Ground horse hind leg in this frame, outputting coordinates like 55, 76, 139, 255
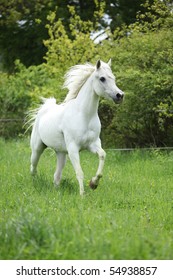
30, 138, 46, 175
54, 152, 66, 186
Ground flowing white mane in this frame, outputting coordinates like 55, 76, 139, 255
63, 63, 95, 102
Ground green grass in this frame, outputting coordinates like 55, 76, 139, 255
0, 138, 173, 260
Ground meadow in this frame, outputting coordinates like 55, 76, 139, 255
0, 138, 173, 260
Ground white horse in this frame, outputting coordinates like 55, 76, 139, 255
29, 59, 124, 195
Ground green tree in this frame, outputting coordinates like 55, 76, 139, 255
105, 0, 154, 30
0, 0, 53, 71
0, 0, 164, 71
44, 3, 105, 72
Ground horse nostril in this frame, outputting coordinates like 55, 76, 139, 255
113, 91, 124, 103
116, 93, 123, 99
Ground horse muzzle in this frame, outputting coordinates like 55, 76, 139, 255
113, 91, 124, 104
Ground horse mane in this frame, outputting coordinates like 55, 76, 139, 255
63, 63, 95, 102
24, 63, 96, 131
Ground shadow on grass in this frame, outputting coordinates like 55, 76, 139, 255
59, 178, 77, 195
31, 173, 54, 193
31, 173, 77, 195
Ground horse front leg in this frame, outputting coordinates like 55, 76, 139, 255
89, 143, 106, 190
68, 146, 84, 196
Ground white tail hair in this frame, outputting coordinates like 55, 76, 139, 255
24, 97, 56, 132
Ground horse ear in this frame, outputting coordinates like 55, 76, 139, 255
108, 58, 112, 67
96, 60, 101, 69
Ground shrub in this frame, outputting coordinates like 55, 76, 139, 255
0, 61, 64, 138
99, 0, 173, 147
101, 29, 173, 147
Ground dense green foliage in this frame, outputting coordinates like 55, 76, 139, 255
0, 62, 64, 138
0, 0, 173, 147
101, 29, 173, 147
0, 0, 150, 70
0, 139, 173, 259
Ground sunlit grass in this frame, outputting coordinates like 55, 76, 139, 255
0, 138, 173, 259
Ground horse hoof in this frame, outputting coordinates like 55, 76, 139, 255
89, 180, 98, 190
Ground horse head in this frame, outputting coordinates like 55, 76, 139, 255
93, 59, 124, 104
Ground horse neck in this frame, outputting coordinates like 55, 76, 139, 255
75, 75, 99, 117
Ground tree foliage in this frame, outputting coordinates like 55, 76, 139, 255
99, 0, 173, 147
0, 0, 155, 71
0, 0, 51, 71
0, 0, 173, 148
44, 3, 106, 73
101, 28, 173, 147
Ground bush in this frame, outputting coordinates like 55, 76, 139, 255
99, 28, 173, 147
98, 0, 173, 147
0, 61, 65, 138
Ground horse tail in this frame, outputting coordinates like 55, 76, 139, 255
24, 97, 56, 133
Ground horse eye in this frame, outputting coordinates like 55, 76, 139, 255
100, 77, 106, 82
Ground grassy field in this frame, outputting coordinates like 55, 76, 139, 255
0, 138, 173, 260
